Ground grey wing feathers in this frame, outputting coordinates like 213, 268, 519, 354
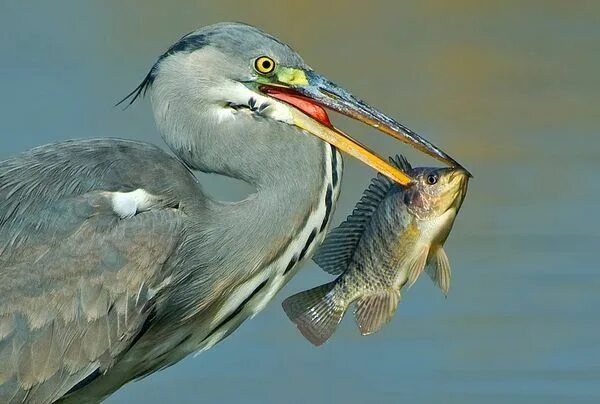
313, 155, 412, 275
0, 139, 198, 227
0, 140, 192, 403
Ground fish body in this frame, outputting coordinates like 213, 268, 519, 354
282, 155, 469, 346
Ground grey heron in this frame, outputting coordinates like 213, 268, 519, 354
0, 22, 464, 403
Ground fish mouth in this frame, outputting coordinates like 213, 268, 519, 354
448, 169, 470, 210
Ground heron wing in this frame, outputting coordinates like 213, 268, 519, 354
0, 140, 195, 403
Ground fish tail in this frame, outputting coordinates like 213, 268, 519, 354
354, 290, 401, 336
282, 282, 345, 346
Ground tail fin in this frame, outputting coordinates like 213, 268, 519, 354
354, 290, 401, 336
282, 282, 345, 346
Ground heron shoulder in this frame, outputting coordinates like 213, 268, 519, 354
0, 138, 204, 226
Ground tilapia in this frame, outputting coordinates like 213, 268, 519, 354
282, 155, 469, 346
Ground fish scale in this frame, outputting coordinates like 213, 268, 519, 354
283, 155, 469, 346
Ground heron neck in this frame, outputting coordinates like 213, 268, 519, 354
152, 94, 341, 299
201, 136, 337, 276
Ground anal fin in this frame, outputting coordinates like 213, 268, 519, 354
426, 247, 452, 295
354, 290, 401, 336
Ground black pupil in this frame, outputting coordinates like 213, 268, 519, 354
261, 60, 271, 70
428, 175, 437, 184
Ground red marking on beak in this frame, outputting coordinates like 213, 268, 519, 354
260, 86, 333, 128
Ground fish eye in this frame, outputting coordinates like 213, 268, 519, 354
426, 174, 438, 185
254, 56, 276, 75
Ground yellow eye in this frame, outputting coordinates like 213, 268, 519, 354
254, 56, 276, 75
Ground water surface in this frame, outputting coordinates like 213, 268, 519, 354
0, 1, 598, 402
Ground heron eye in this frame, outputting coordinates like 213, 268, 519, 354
426, 174, 438, 185
254, 56, 276, 75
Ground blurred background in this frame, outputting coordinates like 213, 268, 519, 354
1, 0, 598, 402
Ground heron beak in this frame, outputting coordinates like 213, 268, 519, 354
261, 86, 412, 185
260, 68, 470, 184
288, 107, 414, 185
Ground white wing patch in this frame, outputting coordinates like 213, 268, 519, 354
110, 189, 158, 219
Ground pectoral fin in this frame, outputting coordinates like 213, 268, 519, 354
426, 247, 452, 295
406, 247, 428, 288
354, 290, 401, 336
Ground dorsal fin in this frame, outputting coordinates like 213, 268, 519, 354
314, 155, 412, 275
388, 154, 413, 175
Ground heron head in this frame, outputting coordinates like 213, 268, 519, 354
121, 22, 468, 185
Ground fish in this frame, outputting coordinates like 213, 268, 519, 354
282, 155, 470, 346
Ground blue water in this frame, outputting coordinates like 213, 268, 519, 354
1, 1, 598, 402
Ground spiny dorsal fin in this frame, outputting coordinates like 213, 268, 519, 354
314, 155, 412, 275
354, 289, 401, 336
426, 247, 452, 295
389, 154, 413, 175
